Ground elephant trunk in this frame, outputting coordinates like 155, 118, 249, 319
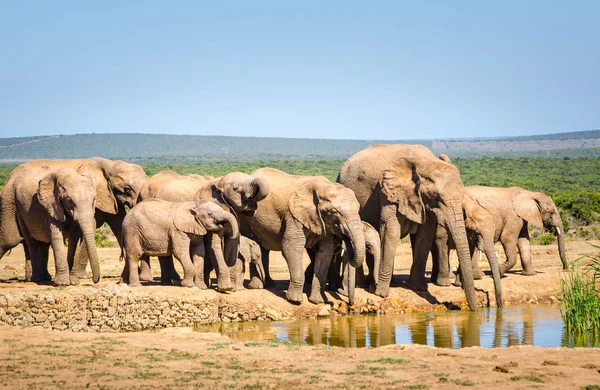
557, 225, 568, 270
483, 238, 503, 307
341, 218, 366, 269
348, 265, 356, 306
445, 200, 478, 311
80, 215, 101, 283
370, 240, 381, 288
222, 212, 240, 267
250, 177, 270, 202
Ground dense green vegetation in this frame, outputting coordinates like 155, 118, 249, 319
560, 247, 600, 342
1, 157, 599, 235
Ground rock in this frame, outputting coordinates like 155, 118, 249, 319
317, 305, 330, 317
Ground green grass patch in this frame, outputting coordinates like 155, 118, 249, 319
362, 357, 410, 364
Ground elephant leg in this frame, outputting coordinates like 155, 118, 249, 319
365, 252, 375, 290
499, 237, 519, 276
407, 219, 436, 291
173, 241, 195, 288
517, 225, 536, 276
22, 243, 33, 282
375, 208, 401, 298
230, 256, 245, 291
304, 250, 316, 292
126, 253, 143, 287
327, 252, 343, 291
281, 232, 307, 304
260, 246, 275, 288
18, 220, 45, 283
206, 233, 233, 292
248, 248, 265, 290
432, 226, 452, 287
159, 256, 182, 285
309, 236, 334, 304
471, 249, 485, 279
49, 221, 70, 286
191, 241, 207, 289
139, 257, 154, 282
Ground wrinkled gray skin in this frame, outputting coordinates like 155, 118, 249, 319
332, 221, 381, 302
137, 170, 270, 291
240, 168, 366, 305
455, 186, 568, 277
120, 199, 239, 288
429, 154, 503, 307
338, 144, 478, 311
0, 157, 146, 283
7, 167, 100, 285
205, 236, 266, 291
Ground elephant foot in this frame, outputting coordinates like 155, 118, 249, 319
181, 278, 194, 288
522, 269, 537, 276
473, 270, 485, 280
233, 284, 245, 292
374, 285, 390, 298
336, 287, 349, 297
160, 277, 175, 286
69, 275, 80, 286
308, 291, 326, 305
406, 278, 428, 292
264, 277, 276, 288
129, 281, 142, 287
43, 271, 53, 281
286, 289, 304, 304
30, 274, 44, 283
139, 270, 153, 282
194, 278, 208, 290
75, 269, 91, 279
216, 279, 234, 292
248, 277, 264, 290
53, 273, 71, 286
366, 282, 377, 294
434, 277, 452, 287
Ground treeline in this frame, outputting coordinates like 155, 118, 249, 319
1, 157, 599, 232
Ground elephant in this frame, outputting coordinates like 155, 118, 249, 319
453, 186, 568, 277
338, 144, 478, 311
0, 157, 147, 283
205, 236, 266, 291
137, 170, 270, 291
429, 155, 503, 307
120, 199, 239, 288
239, 168, 366, 305
330, 221, 381, 299
10, 167, 100, 285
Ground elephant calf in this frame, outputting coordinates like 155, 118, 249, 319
120, 199, 239, 288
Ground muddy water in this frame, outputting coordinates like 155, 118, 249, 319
198, 305, 599, 348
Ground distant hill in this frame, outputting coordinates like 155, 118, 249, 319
0, 130, 599, 162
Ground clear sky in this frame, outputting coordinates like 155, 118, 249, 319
1, 1, 598, 140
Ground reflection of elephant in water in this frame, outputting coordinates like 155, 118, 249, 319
240, 168, 366, 304
338, 144, 477, 310
0, 157, 147, 283
11, 167, 99, 285
137, 170, 269, 291
459, 186, 567, 277
120, 200, 239, 288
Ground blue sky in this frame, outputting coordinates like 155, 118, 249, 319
1, 1, 598, 140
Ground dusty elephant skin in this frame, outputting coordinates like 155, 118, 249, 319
338, 144, 479, 311
0, 157, 148, 284
136, 170, 269, 292
119, 200, 239, 289
240, 168, 366, 305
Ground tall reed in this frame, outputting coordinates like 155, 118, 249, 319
560, 246, 600, 335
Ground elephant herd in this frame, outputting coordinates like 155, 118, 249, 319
0, 144, 568, 311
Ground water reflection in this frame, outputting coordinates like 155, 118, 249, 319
197, 305, 598, 349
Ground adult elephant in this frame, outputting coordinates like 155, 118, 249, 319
461, 186, 567, 276
12, 167, 100, 285
430, 155, 503, 307
338, 144, 478, 311
0, 157, 147, 283
240, 168, 366, 304
137, 170, 270, 291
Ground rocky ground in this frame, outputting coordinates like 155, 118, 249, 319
0, 240, 599, 389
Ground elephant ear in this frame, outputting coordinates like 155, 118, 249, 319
380, 159, 424, 224
173, 205, 208, 236
289, 183, 326, 236
238, 238, 251, 264
512, 193, 543, 228
77, 162, 117, 214
38, 173, 66, 223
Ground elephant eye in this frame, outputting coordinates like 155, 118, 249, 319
124, 185, 132, 194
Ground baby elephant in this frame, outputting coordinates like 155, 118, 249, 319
204, 236, 265, 291
120, 199, 239, 288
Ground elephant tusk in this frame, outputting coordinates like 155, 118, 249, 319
340, 248, 345, 257
556, 227, 561, 235
479, 250, 483, 261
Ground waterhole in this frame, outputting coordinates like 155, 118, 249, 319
197, 304, 598, 348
